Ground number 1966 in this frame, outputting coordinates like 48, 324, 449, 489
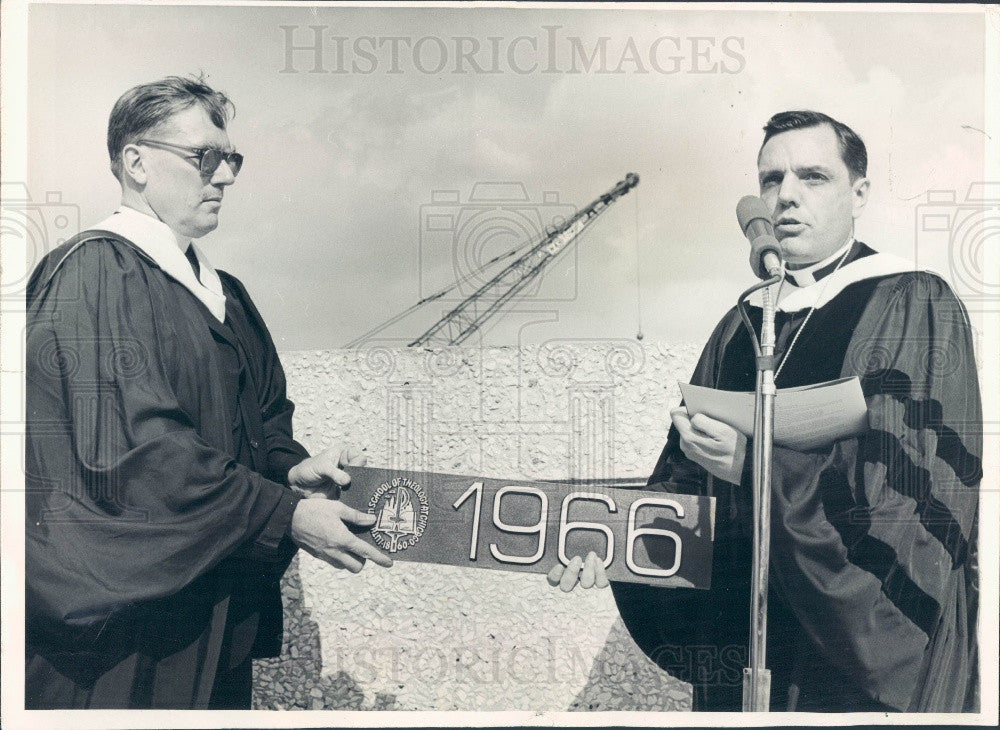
452, 482, 684, 578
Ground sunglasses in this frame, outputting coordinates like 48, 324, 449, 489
136, 139, 244, 177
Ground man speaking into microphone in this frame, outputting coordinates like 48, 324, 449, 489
557, 110, 982, 712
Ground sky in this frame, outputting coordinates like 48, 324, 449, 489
26, 3, 988, 351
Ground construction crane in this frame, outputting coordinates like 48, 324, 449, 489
409, 172, 640, 347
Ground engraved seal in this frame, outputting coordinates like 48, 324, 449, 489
367, 477, 429, 553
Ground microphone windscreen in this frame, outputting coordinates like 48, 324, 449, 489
736, 195, 772, 235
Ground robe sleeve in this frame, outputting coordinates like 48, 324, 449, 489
765, 272, 981, 711
221, 273, 310, 487
646, 308, 747, 495
610, 309, 752, 710
25, 240, 303, 649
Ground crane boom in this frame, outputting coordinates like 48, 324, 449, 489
409, 172, 639, 347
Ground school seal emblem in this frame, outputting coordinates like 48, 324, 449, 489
368, 477, 429, 552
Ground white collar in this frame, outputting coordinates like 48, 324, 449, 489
749, 248, 923, 313
89, 206, 227, 322
783, 236, 855, 288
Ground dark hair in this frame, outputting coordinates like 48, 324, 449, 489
107, 74, 234, 179
760, 110, 867, 181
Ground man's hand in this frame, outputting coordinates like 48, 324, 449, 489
289, 499, 392, 573
287, 445, 367, 499
546, 552, 609, 592
670, 407, 747, 484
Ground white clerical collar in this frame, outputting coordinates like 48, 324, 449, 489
90, 206, 227, 322
749, 245, 923, 313
784, 236, 855, 288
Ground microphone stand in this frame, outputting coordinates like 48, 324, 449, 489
736, 269, 783, 712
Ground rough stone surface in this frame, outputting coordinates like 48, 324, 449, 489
253, 342, 701, 711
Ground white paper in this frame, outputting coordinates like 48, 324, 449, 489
679, 376, 869, 451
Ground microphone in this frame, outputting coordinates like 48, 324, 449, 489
736, 195, 783, 279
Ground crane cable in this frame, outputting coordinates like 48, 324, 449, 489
633, 186, 644, 341
343, 227, 549, 348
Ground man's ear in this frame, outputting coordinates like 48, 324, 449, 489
120, 144, 147, 186
852, 177, 870, 219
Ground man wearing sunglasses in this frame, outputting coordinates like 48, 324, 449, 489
25, 75, 392, 709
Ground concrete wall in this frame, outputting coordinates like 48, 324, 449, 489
253, 341, 703, 711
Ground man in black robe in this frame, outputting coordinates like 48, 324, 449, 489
556, 111, 981, 712
25, 75, 392, 709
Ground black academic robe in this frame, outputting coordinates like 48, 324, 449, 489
25, 231, 308, 708
611, 243, 981, 712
